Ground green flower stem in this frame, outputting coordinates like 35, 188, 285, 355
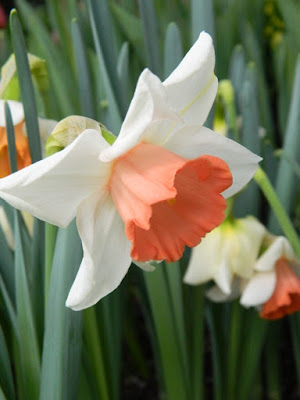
254, 166, 300, 259
44, 223, 58, 312
218, 80, 240, 142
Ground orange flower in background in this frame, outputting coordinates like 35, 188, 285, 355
241, 236, 300, 320
260, 257, 300, 320
0, 100, 31, 177
0, 122, 31, 178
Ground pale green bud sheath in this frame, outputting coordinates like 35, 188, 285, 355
0, 53, 48, 100
45, 115, 116, 157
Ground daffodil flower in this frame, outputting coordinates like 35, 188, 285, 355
184, 217, 266, 296
0, 32, 260, 310
0, 99, 56, 177
241, 236, 300, 320
0, 99, 31, 177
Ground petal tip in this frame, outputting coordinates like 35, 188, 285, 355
65, 295, 81, 311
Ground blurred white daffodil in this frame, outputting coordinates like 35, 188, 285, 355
185, 214, 300, 320
0, 32, 260, 310
184, 216, 266, 296
241, 235, 300, 320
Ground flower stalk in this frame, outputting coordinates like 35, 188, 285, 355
254, 166, 300, 259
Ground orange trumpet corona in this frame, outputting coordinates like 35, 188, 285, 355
260, 258, 300, 320
109, 143, 232, 262
0, 122, 31, 178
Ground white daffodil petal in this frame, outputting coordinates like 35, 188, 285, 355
100, 69, 180, 162
0, 129, 111, 228
184, 229, 222, 285
133, 260, 156, 272
163, 125, 261, 197
240, 271, 276, 307
0, 99, 24, 126
163, 31, 218, 126
206, 283, 240, 302
214, 259, 233, 294
66, 191, 132, 311
228, 218, 266, 279
255, 236, 295, 272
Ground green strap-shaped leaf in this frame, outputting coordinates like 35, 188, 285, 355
0, 324, 15, 400
72, 19, 96, 119
289, 314, 300, 389
234, 64, 260, 217
277, 0, 300, 50
269, 55, 300, 233
39, 221, 82, 400
273, 35, 297, 135
264, 326, 281, 400
6, 104, 40, 399
243, 23, 274, 141
4, 102, 17, 173
9, 9, 42, 163
235, 310, 268, 399
88, 0, 126, 116
45, 0, 73, 63
144, 266, 189, 400
164, 23, 183, 79
191, 0, 215, 42
0, 104, 16, 302
0, 386, 8, 400
0, 275, 18, 337
188, 286, 205, 400
229, 45, 246, 110
138, 0, 162, 77
87, 0, 122, 133
95, 289, 125, 399
117, 42, 130, 107
110, 2, 145, 64
15, 0, 77, 117
225, 302, 244, 399
15, 210, 41, 400
164, 263, 190, 397
83, 308, 110, 400
276, 150, 300, 179
6, 99, 44, 342
0, 223, 14, 302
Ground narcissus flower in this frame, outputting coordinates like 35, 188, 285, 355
0, 99, 31, 178
184, 217, 266, 296
0, 99, 57, 176
0, 32, 260, 310
241, 236, 300, 320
